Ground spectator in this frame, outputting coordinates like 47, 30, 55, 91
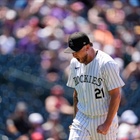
6, 101, 31, 139
122, 50, 140, 81
42, 112, 67, 140
16, 134, 30, 140
93, 21, 114, 46
44, 84, 73, 139
30, 132, 44, 140
117, 110, 139, 140
45, 84, 73, 116
28, 112, 45, 139
0, 27, 16, 55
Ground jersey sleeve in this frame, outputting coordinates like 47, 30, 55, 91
103, 61, 125, 91
66, 59, 75, 88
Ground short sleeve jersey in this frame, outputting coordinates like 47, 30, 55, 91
66, 50, 125, 116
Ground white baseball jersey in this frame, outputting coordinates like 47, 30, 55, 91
67, 50, 125, 117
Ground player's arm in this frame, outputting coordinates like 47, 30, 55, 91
97, 87, 121, 135
105, 87, 121, 125
73, 89, 78, 118
69, 90, 78, 130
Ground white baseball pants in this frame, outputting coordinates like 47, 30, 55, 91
68, 111, 118, 140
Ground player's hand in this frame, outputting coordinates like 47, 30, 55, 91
69, 125, 72, 130
97, 123, 110, 135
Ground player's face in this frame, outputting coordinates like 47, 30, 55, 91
72, 46, 88, 64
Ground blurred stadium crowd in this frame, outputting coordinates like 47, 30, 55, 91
0, 0, 140, 139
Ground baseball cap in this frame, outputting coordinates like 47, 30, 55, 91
64, 32, 92, 53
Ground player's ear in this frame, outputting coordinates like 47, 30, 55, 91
85, 45, 90, 51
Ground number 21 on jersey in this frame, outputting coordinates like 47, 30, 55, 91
95, 88, 105, 99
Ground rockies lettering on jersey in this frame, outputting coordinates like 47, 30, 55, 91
73, 75, 102, 86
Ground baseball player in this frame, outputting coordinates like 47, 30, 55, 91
64, 32, 125, 140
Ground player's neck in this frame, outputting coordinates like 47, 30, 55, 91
87, 48, 97, 64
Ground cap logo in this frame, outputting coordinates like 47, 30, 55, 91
69, 40, 74, 47
83, 42, 86, 45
